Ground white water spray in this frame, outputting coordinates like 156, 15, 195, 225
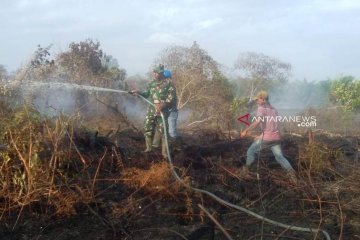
0, 80, 333, 239
3, 81, 129, 95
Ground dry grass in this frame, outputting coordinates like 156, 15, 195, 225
121, 161, 186, 197
298, 142, 340, 173
0, 106, 101, 225
0, 104, 360, 239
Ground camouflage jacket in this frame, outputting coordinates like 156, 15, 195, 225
140, 78, 176, 110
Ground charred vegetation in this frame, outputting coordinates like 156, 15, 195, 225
0, 104, 359, 239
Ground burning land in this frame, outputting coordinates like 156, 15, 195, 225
0, 88, 359, 240
1, 41, 360, 240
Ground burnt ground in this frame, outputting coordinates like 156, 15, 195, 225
0, 126, 360, 240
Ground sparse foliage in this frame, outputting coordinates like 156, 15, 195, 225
100, 54, 127, 89
54, 39, 127, 113
56, 39, 126, 87
234, 52, 291, 99
57, 39, 103, 84
156, 42, 233, 128
330, 75, 360, 112
30, 44, 54, 69
1, 35, 360, 239
13, 44, 55, 82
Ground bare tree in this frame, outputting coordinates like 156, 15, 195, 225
11, 44, 56, 83
57, 39, 103, 85
234, 52, 291, 100
56, 39, 126, 113
156, 42, 233, 128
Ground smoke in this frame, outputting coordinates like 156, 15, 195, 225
235, 79, 331, 122
269, 79, 330, 110
261, 79, 360, 134
33, 85, 75, 117
1, 80, 148, 129
115, 93, 147, 126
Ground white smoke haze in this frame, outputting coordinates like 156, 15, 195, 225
3, 78, 193, 133
269, 79, 330, 110
240, 79, 360, 135
33, 85, 76, 116
115, 93, 147, 127
2, 77, 359, 135
237, 79, 330, 115
1, 80, 149, 130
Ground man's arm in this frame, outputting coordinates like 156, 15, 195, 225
158, 80, 176, 111
129, 82, 152, 98
240, 120, 260, 138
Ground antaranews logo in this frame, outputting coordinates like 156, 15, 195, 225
237, 113, 251, 126
237, 113, 317, 127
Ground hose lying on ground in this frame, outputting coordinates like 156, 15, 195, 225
136, 95, 331, 240
41, 84, 331, 240
5, 80, 332, 239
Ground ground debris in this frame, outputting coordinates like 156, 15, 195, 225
1, 124, 359, 239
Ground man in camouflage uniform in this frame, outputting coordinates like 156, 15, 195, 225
152, 69, 179, 148
130, 64, 176, 158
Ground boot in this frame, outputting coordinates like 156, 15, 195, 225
144, 136, 153, 153
152, 130, 161, 148
161, 135, 168, 159
237, 166, 256, 179
238, 166, 250, 178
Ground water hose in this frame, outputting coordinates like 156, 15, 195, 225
135, 94, 331, 240
10, 82, 331, 239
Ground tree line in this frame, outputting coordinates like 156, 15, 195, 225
0, 38, 359, 130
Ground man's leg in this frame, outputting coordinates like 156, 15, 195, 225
238, 139, 262, 177
246, 139, 262, 167
161, 134, 168, 159
270, 144, 294, 171
156, 115, 169, 159
143, 113, 156, 152
168, 111, 178, 139
270, 144, 297, 183
152, 129, 161, 148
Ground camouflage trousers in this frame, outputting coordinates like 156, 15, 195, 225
143, 107, 169, 137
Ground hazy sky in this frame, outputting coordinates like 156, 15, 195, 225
1, 0, 359, 81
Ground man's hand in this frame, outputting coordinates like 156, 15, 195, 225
155, 103, 162, 114
128, 90, 138, 96
240, 130, 247, 138
240, 121, 259, 138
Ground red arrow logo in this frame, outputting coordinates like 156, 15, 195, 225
237, 113, 250, 126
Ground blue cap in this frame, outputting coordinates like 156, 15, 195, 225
163, 69, 172, 78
